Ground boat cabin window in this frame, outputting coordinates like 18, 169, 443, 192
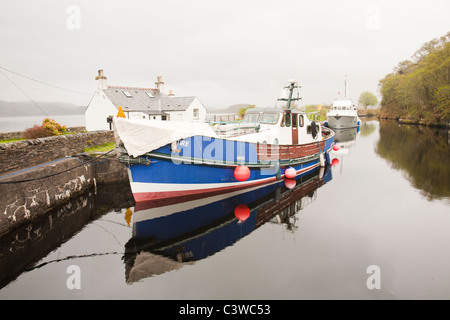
299, 115, 304, 127
259, 113, 279, 124
242, 113, 259, 123
292, 113, 297, 128
284, 113, 291, 127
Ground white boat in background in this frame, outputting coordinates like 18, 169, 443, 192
326, 76, 361, 129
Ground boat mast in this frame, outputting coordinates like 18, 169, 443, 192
344, 75, 347, 98
278, 80, 302, 110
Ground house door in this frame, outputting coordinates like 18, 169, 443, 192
291, 113, 298, 144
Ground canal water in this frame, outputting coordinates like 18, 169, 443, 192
0, 119, 449, 300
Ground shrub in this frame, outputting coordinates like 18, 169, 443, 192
42, 118, 66, 135
23, 125, 52, 139
23, 118, 67, 139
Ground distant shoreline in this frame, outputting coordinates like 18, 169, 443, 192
379, 117, 450, 129
0, 100, 85, 117
0, 113, 84, 118
0, 114, 86, 134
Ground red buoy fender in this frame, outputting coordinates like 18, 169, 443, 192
234, 165, 250, 181
331, 158, 339, 166
235, 204, 250, 221
285, 167, 296, 179
285, 178, 296, 189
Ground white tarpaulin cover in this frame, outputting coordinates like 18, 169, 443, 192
113, 117, 217, 157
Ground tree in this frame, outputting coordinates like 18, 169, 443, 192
378, 32, 450, 125
238, 104, 255, 119
358, 91, 379, 109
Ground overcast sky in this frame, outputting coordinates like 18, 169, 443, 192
0, 0, 449, 110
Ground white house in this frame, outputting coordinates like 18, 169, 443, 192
85, 70, 208, 131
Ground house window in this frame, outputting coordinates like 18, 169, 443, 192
146, 92, 154, 98
193, 108, 199, 119
123, 91, 132, 98
161, 115, 167, 121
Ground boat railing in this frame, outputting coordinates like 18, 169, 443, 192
211, 120, 270, 137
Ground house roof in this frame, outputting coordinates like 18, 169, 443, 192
102, 86, 197, 114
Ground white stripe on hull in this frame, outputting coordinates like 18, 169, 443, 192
130, 176, 274, 194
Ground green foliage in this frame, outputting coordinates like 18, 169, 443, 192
42, 118, 67, 135
304, 104, 329, 121
0, 138, 25, 143
83, 142, 116, 154
378, 32, 450, 125
238, 105, 255, 119
358, 91, 378, 108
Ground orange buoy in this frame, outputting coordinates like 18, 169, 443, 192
234, 165, 250, 181
235, 204, 250, 221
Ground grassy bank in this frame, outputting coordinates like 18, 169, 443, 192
0, 138, 25, 144
83, 142, 116, 154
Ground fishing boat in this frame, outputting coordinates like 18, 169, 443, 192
326, 76, 361, 129
113, 80, 335, 208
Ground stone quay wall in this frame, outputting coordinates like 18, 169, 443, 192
0, 131, 129, 238
0, 130, 114, 175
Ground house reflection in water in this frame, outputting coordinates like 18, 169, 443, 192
123, 165, 333, 284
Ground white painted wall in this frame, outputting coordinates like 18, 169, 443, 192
184, 98, 207, 122
86, 86, 208, 129
127, 111, 149, 120
85, 90, 117, 131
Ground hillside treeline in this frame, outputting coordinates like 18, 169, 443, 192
379, 32, 450, 126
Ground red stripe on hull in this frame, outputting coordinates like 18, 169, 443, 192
133, 163, 320, 211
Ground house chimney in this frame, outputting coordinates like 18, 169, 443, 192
95, 69, 107, 90
155, 76, 165, 93
168, 90, 174, 96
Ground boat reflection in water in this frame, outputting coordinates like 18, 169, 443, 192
123, 165, 333, 284
329, 126, 359, 168
333, 127, 358, 145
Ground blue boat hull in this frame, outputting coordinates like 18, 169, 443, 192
120, 134, 334, 209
